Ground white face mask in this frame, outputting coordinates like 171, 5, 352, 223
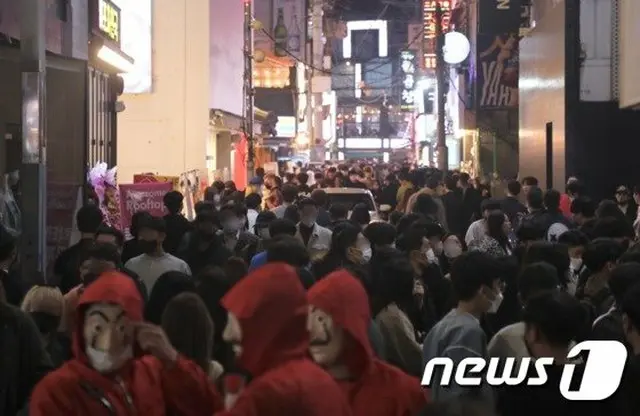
425, 248, 437, 264
360, 247, 372, 263
570, 257, 583, 271
488, 291, 504, 314
213, 195, 221, 205
432, 241, 444, 255
444, 243, 463, 258
86, 345, 133, 373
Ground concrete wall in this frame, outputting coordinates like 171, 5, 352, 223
518, 1, 566, 189
117, 0, 210, 182
619, 0, 640, 108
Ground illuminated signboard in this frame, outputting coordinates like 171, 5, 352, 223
423, 0, 452, 70
99, 0, 121, 45
400, 51, 417, 111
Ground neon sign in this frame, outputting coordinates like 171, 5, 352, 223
99, 0, 121, 45
423, 0, 452, 69
400, 51, 417, 111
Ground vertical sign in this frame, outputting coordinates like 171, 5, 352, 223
272, 0, 306, 60
478, 0, 522, 34
423, 0, 452, 70
400, 51, 417, 111
477, 33, 519, 108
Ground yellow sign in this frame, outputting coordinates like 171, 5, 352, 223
99, 0, 120, 44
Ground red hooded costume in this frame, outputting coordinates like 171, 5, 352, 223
29, 271, 222, 415
216, 263, 351, 416
307, 270, 426, 416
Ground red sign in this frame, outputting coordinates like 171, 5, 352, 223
423, 0, 452, 69
118, 182, 172, 233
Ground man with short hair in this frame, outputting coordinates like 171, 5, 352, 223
125, 216, 191, 294
272, 183, 299, 219
163, 190, 191, 256
502, 179, 527, 226
296, 198, 332, 260
422, 251, 502, 405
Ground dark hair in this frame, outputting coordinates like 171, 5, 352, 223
350, 203, 371, 226
522, 290, 585, 347
480, 198, 502, 213
266, 235, 310, 268
283, 205, 301, 223
518, 262, 559, 303
329, 203, 349, 221
396, 213, 425, 236
389, 211, 404, 227
79, 242, 121, 266
582, 238, 625, 273
328, 222, 361, 257
145, 271, 195, 324
297, 197, 317, 209
516, 220, 545, 242
426, 175, 441, 190
543, 189, 561, 212
95, 225, 125, 247
396, 226, 426, 253
526, 187, 544, 210
245, 193, 262, 210
163, 191, 184, 214
224, 257, 248, 282
592, 217, 635, 240
609, 263, 640, 305
619, 250, 640, 265
139, 215, 166, 234
596, 200, 626, 220
557, 229, 589, 247
268, 218, 297, 237
486, 210, 508, 247
161, 292, 213, 374
507, 180, 522, 196
281, 184, 299, 203
522, 241, 570, 288
450, 251, 501, 301
363, 222, 396, 247
566, 181, 584, 196
414, 194, 439, 217
297, 172, 309, 185
570, 196, 596, 218
444, 176, 457, 191
370, 251, 414, 315
76, 205, 104, 234
129, 211, 153, 238
521, 176, 539, 187
459, 172, 471, 185
310, 189, 328, 207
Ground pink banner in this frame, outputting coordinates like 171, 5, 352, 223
118, 182, 172, 232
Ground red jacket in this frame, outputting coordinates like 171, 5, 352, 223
29, 271, 222, 415
217, 263, 351, 416
560, 193, 572, 218
308, 270, 426, 416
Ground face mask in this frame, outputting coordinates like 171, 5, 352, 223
259, 228, 270, 239
139, 240, 157, 254
213, 195, 221, 205
433, 241, 444, 256
86, 345, 133, 373
570, 257, 583, 271
444, 243, 462, 258
360, 247, 372, 263
223, 220, 241, 233
424, 248, 437, 264
488, 291, 504, 314
301, 216, 316, 227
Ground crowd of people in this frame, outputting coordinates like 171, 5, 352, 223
1, 162, 640, 415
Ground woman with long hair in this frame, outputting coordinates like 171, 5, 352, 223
471, 210, 512, 257
144, 271, 195, 324
311, 222, 372, 280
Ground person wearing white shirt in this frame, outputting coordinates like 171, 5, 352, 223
465, 199, 502, 247
245, 193, 262, 234
295, 198, 332, 261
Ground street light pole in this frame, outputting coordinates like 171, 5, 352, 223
243, 0, 255, 180
20, 0, 47, 280
435, 1, 448, 172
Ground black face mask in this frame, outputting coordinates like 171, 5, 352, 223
30, 312, 61, 335
139, 240, 157, 254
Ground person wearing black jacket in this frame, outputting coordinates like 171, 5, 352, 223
162, 191, 192, 256
501, 179, 527, 227
178, 210, 233, 275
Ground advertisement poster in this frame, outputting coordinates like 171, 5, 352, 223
119, 182, 172, 234
272, 0, 306, 59
476, 33, 519, 108
46, 183, 81, 277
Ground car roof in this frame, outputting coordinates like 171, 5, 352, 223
322, 187, 372, 195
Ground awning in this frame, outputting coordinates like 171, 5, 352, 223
254, 88, 295, 117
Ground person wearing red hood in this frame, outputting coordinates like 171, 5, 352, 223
307, 269, 426, 416
217, 263, 351, 416
29, 271, 222, 415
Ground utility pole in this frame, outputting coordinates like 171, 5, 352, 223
243, 0, 255, 181
20, 0, 47, 280
305, 0, 314, 156
435, 2, 448, 172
